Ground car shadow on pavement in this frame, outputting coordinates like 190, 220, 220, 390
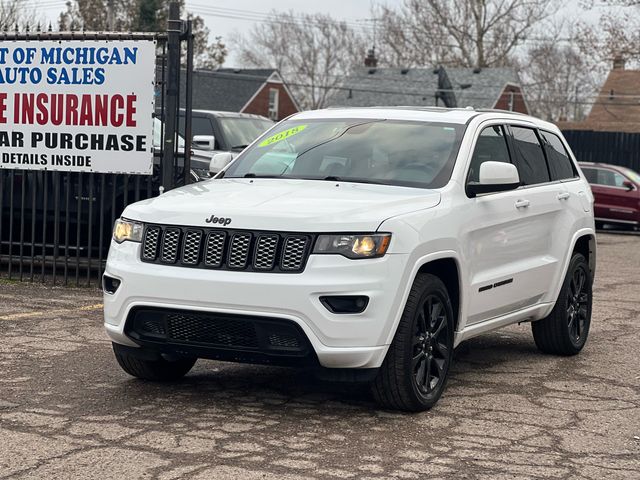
106, 329, 541, 412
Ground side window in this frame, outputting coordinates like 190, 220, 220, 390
582, 167, 598, 184
597, 169, 627, 187
191, 117, 220, 149
509, 126, 550, 185
467, 125, 511, 183
540, 131, 577, 180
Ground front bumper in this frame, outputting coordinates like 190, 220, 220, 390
104, 240, 409, 369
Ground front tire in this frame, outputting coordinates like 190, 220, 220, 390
531, 253, 592, 355
113, 343, 196, 381
372, 273, 455, 411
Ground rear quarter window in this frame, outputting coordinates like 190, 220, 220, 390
541, 131, 577, 181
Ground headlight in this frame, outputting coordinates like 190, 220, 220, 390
113, 218, 144, 243
313, 233, 391, 259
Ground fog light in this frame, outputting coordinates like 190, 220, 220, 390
320, 295, 369, 314
103, 275, 121, 295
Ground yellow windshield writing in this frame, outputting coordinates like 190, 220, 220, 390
259, 125, 307, 147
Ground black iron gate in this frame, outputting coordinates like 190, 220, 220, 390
0, 8, 194, 287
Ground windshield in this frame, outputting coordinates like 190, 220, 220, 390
152, 117, 185, 149
220, 117, 274, 149
223, 119, 465, 188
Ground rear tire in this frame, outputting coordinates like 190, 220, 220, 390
531, 253, 592, 355
113, 343, 196, 381
372, 273, 455, 411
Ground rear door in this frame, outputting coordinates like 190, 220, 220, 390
501, 125, 570, 309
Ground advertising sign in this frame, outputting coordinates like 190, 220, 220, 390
0, 40, 156, 174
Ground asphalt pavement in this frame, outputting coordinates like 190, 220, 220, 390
0, 233, 639, 479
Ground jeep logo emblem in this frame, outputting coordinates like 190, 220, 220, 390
205, 215, 232, 226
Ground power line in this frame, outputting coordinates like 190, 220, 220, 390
187, 4, 578, 46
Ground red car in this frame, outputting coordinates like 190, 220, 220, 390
579, 162, 640, 230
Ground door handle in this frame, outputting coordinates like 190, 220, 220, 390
515, 199, 530, 209
557, 192, 570, 200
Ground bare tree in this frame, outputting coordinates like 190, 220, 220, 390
234, 11, 367, 110
0, 0, 39, 30
519, 25, 600, 122
576, 10, 640, 67
377, 0, 555, 68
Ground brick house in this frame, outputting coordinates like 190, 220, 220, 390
181, 68, 300, 121
558, 58, 640, 133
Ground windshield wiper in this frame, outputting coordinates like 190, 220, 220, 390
322, 175, 342, 181
232, 144, 249, 150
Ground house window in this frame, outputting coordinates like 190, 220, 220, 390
268, 88, 279, 120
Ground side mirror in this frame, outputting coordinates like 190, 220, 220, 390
193, 135, 215, 151
209, 152, 233, 174
623, 180, 635, 191
467, 161, 520, 197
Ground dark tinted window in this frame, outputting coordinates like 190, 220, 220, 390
510, 127, 550, 185
178, 116, 219, 149
582, 167, 597, 184
468, 125, 511, 183
541, 131, 576, 180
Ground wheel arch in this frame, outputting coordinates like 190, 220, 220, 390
573, 233, 596, 281
550, 228, 596, 305
417, 258, 461, 332
383, 250, 464, 348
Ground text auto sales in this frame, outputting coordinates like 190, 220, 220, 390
0, 92, 146, 167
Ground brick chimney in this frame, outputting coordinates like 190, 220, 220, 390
613, 55, 626, 70
364, 48, 378, 68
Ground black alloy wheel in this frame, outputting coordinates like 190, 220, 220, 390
413, 295, 450, 396
532, 253, 592, 355
372, 273, 455, 411
567, 264, 589, 345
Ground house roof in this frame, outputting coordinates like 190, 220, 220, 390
327, 66, 522, 109
445, 67, 521, 109
585, 69, 640, 128
327, 67, 441, 108
180, 68, 277, 112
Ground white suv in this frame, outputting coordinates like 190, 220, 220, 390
104, 108, 596, 411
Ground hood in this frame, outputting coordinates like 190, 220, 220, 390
123, 178, 441, 231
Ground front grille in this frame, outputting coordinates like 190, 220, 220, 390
166, 312, 259, 348
126, 308, 312, 358
141, 225, 313, 273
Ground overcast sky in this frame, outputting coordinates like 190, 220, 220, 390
36, 0, 602, 67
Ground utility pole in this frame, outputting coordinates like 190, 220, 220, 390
107, 0, 114, 31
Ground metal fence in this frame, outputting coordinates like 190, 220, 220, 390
562, 130, 640, 173
0, 16, 194, 286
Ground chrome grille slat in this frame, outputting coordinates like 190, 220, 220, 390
228, 233, 252, 269
204, 231, 226, 267
142, 226, 160, 260
254, 235, 278, 270
281, 236, 309, 271
142, 226, 310, 273
182, 230, 203, 265
160, 228, 181, 263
